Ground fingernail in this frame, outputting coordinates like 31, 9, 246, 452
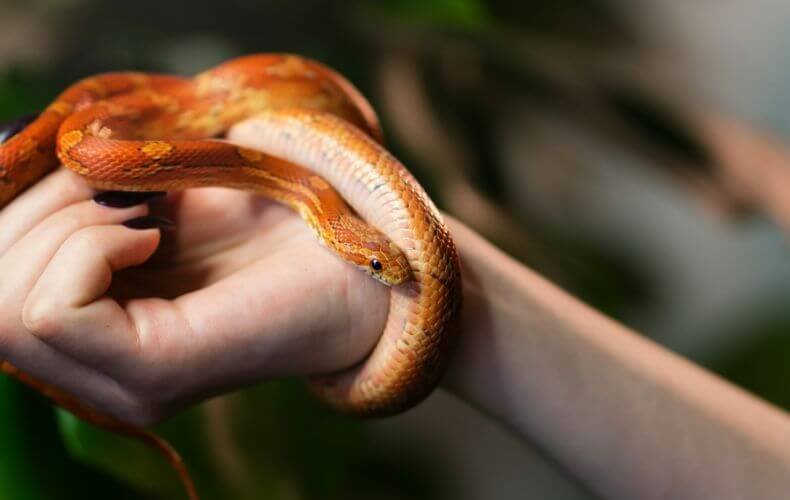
122, 215, 176, 231
94, 191, 167, 208
0, 114, 39, 144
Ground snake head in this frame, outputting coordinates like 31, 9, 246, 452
361, 242, 412, 286
329, 214, 412, 287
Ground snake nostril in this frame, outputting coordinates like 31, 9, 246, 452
0, 114, 39, 145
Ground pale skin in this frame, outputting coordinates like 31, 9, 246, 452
0, 127, 788, 500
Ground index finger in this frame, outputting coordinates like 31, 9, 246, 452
0, 168, 95, 253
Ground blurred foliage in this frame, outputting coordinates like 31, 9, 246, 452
0, 71, 58, 122
0, 0, 789, 499
375, 0, 491, 29
0, 377, 138, 499
716, 318, 790, 410
55, 380, 443, 499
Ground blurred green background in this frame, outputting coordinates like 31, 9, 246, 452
1, 0, 789, 499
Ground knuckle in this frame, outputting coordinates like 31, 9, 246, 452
129, 324, 173, 383
51, 209, 85, 232
21, 297, 64, 341
65, 226, 104, 254
118, 329, 186, 405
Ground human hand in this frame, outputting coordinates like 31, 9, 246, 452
0, 150, 390, 425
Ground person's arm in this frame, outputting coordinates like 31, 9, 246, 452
442, 219, 790, 500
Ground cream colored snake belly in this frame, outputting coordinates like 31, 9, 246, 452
229, 110, 462, 414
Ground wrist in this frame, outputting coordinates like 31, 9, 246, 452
438, 217, 523, 414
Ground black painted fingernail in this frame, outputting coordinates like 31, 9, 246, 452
94, 191, 167, 208
0, 114, 39, 144
122, 215, 176, 231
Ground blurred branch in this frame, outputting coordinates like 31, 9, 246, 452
376, 51, 654, 319
377, 51, 555, 271
363, 12, 771, 226
695, 114, 790, 234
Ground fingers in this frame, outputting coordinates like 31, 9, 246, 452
1, 219, 171, 425
0, 199, 150, 303
0, 168, 165, 255
22, 222, 163, 370
0, 178, 173, 424
17, 218, 185, 407
0, 169, 95, 253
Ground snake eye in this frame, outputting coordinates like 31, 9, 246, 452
370, 258, 383, 271
0, 114, 39, 145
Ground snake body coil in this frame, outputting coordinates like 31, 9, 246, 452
0, 54, 462, 497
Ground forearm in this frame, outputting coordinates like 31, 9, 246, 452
442, 219, 790, 500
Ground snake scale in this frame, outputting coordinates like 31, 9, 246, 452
0, 54, 462, 499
